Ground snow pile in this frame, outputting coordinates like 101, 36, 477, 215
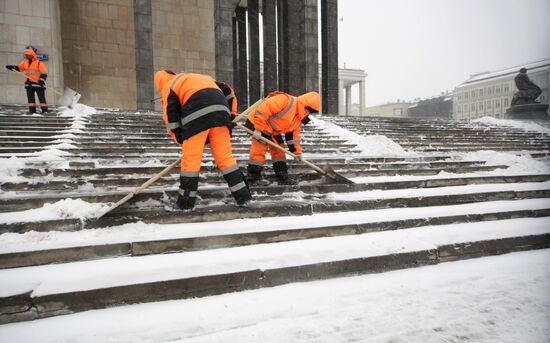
0, 199, 109, 224
58, 104, 97, 132
312, 116, 414, 157
459, 150, 550, 174
472, 116, 550, 135
0, 151, 70, 185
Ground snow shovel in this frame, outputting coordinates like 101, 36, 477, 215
93, 98, 264, 220
236, 123, 355, 185
9, 70, 81, 108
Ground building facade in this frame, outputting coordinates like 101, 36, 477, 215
408, 95, 453, 119
453, 59, 550, 119
361, 101, 411, 118
1, 0, 340, 112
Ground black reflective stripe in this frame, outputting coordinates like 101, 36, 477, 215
180, 171, 199, 177
230, 181, 246, 192
221, 164, 239, 175
181, 105, 230, 126
166, 122, 182, 130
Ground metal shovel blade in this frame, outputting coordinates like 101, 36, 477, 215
57, 87, 81, 108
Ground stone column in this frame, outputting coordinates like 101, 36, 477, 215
345, 85, 352, 115
248, 0, 261, 103
321, 0, 339, 114
134, 0, 154, 110
236, 6, 248, 110
359, 79, 366, 116
286, 0, 318, 95
232, 16, 238, 90
277, 0, 289, 93
338, 79, 344, 115
262, 0, 278, 95
215, 0, 239, 85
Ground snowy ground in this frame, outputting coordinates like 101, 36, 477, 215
0, 249, 548, 343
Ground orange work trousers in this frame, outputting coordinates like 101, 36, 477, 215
249, 136, 287, 165
181, 126, 237, 172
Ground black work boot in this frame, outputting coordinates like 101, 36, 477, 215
273, 160, 297, 185
176, 173, 199, 210
246, 164, 263, 183
28, 106, 36, 114
41, 106, 49, 114
223, 168, 252, 206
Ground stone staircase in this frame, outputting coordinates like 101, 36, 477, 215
1, 105, 549, 324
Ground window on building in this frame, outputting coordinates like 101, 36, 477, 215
458, 105, 462, 113
464, 92, 469, 100
495, 99, 500, 108
471, 90, 476, 98
496, 87, 501, 94
458, 94, 462, 101
503, 84, 509, 93
471, 104, 476, 112
503, 98, 509, 107
487, 87, 493, 96
479, 102, 484, 111
393, 108, 402, 115
487, 100, 492, 109
479, 88, 484, 97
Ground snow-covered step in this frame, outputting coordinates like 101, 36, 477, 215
1, 217, 549, 324
1, 199, 549, 269
2, 182, 550, 234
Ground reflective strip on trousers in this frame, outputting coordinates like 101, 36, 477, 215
273, 157, 286, 162
181, 105, 230, 126
166, 121, 182, 130
180, 171, 199, 177
221, 164, 239, 175
230, 181, 246, 192
179, 189, 197, 197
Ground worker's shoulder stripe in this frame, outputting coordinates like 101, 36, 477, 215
169, 73, 186, 90
272, 95, 295, 119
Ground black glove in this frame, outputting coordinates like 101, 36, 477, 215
176, 134, 184, 145
38, 79, 45, 87
5, 65, 16, 71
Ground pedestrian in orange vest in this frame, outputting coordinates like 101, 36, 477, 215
5, 47, 49, 114
244, 91, 320, 184
154, 70, 252, 210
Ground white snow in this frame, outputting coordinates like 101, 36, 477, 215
457, 150, 550, 174
0, 198, 109, 224
0, 151, 69, 185
472, 116, 550, 135
312, 116, 415, 157
0, 198, 548, 254
0, 216, 549, 298
58, 104, 97, 119
0, 249, 548, 343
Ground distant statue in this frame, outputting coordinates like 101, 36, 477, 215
511, 68, 542, 105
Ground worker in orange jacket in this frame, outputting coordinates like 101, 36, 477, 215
154, 70, 252, 210
245, 91, 320, 184
5, 47, 49, 114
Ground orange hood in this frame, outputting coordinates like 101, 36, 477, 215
154, 70, 177, 93
23, 48, 37, 61
297, 91, 320, 118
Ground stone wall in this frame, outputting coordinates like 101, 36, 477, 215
59, 0, 137, 109
0, 0, 63, 105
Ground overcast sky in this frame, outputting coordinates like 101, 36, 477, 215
337, 0, 550, 107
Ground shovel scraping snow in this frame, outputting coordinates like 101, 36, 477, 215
9, 70, 81, 108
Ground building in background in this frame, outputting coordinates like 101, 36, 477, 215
1, 0, 340, 112
408, 94, 453, 119
359, 101, 411, 118
337, 67, 367, 116
453, 58, 550, 119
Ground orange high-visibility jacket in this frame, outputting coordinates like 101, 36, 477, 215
17, 49, 47, 83
247, 90, 320, 153
154, 70, 232, 143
